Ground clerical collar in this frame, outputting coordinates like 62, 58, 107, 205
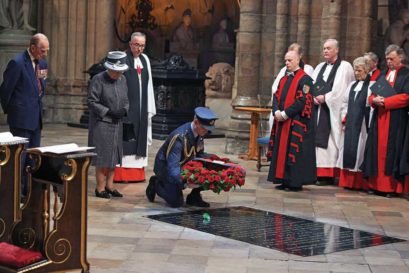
386, 69, 396, 83
326, 58, 338, 65
134, 56, 144, 69
353, 81, 364, 91
286, 68, 300, 77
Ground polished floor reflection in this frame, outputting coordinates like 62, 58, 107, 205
148, 206, 405, 256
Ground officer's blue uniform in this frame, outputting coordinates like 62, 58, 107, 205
147, 107, 217, 207
153, 122, 205, 206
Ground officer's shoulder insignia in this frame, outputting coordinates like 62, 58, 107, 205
302, 85, 310, 94
166, 134, 181, 159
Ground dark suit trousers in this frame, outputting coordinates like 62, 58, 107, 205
9, 126, 41, 196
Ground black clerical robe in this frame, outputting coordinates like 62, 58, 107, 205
267, 69, 316, 187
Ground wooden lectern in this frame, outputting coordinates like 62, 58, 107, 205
1, 148, 95, 273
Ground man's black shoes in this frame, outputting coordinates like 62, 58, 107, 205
146, 176, 157, 202
275, 184, 302, 192
315, 177, 335, 186
275, 184, 287, 191
186, 192, 210, 207
186, 188, 210, 207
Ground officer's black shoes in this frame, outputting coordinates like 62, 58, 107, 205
146, 176, 157, 202
186, 192, 210, 207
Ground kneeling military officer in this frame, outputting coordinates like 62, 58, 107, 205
146, 107, 218, 207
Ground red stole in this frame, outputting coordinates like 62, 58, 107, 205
274, 70, 306, 179
370, 68, 381, 81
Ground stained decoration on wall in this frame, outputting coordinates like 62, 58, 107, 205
133, 0, 158, 29
115, 0, 158, 43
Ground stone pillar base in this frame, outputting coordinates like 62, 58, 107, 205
205, 97, 232, 130
43, 80, 88, 124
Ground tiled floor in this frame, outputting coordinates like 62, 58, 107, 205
6, 124, 409, 273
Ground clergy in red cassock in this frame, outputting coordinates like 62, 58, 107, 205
267, 51, 316, 191
337, 57, 372, 190
361, 44, 409, 197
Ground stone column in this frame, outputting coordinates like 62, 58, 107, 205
259, 1, 276, 100
344, 1, 376, 61
257, 1, 281, 137
297, 0, 311, 62
40, 0, 116, 123
231, 0, 262, 107
308, 0, 324, 66
225, 0, 262, 154
320, 0, 342, 43
273, 0, 289, 78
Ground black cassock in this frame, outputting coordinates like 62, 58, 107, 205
122, 51, 150, 157
267, 69, 316, 187
342, 77, 370, 170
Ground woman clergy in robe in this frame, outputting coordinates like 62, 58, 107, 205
88, 51, 130, 199
336, 57, 372, 190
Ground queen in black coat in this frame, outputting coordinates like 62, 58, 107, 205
87, 51, 129, 199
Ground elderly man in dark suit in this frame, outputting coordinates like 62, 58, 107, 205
0, 33, 49, 195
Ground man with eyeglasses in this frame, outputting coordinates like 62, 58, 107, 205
0, 33, 50, 197
113, 32, 156, 184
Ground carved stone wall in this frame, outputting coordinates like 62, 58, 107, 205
225, 0, 378, 154
39, 0, 116, 123
0, 0, 382, 133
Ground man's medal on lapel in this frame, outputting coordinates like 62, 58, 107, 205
37, 68, 48, 80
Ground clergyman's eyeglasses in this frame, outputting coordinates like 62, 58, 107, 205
131, 43, 145, 49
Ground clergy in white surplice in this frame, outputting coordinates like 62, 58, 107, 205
114, 32, 156, 183
311, 39, 355, 185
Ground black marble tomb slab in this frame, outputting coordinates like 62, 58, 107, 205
147, 206, 405, 256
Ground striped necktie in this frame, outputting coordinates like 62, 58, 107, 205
34, 60, 42, 95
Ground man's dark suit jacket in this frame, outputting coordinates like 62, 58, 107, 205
0, 50, 47, 131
